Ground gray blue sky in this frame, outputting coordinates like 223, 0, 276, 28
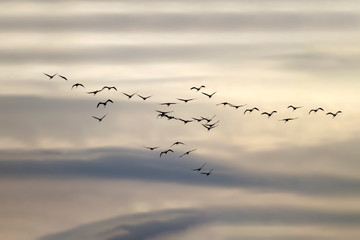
1, 0, 360, 239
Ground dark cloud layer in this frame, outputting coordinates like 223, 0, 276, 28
1, 12, 359, 33
39, 207, 360, 240
1, 146, 360, 197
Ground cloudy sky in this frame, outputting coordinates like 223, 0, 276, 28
1, 0, 360, 239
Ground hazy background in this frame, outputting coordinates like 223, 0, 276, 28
1, 0, 360, 239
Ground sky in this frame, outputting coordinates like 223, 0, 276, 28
1, 0, 360, 239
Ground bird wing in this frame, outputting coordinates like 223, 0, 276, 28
244, 109, 250, 114
92, 116, 100, 120
59, 75, 67, 80
201, 92, 210, 97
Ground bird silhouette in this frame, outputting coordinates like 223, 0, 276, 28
309, 107, 324, 114
156, 110, 174, 115
201, 169, 213, 176
192, 117, 203, 122
261, 111, 277, 118
192, 163, 206, 171
44, 73, 57, 80
92, 114, 107, 122
203, 120, 219, 128
71, 83, 85, 89
123, 92, 138, 99
144, 146, 159, 151
101, 86, 117, 91
279, 117, 298, 123
229, 104, 246, 109
97, 99, 113, 108
87, 89, 103, 96
202, 123, 218, 131
288, 105, 302, 111
216, 102, 230, 107
201, 91, 216, 98
160, 149, 174, 157
58, 74, 67, 81
171, 141, 185, 147
160, 102, 177, 107
200, 115, 216, 123
137, 94, 152, 100
244, 107, 259, 114
177, 98, 196, 103
177, 118, 193, 124
190, 85, 205, 91
179, 149, 197, 157
326, 111, 342, 118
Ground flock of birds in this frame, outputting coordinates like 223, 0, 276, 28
44, 72, 343, 176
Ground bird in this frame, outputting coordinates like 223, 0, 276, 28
190, 85, 205, 91
216, 102, 230, 107
288, 105, 303, 111
87, 89, 103, 96
164, 114, 176, 120
261, 111, 277, 118
156, 110, 174, 115
192, 163, 206, 172
200, 115, 216, 123
137, 94, 152, 100
123, 92, 138, 99
177, 118, 193, 124
92, 114, 107, 122
201, 91, 216, 98
229, 104, 246, 109
44, 73, 57, 80
279, 117, 298, 123
144, 146, 159, 151
101, 86, 117, 91
202, 123, 218, 131
179, 149, 197, 157
58, 74, 68, 81
244, 107, 259, 114
160, 102, 177, 107
160, 149, 174, 157
96, 99, 113, 108
177, 98, 196, 103
171, 141, 185, 147
203, 120, 219, 128
192, 117, 203, 122
309, 107, 324, 114
326, 111, 342, 118
71, 83, 85, 89
201, 169, 213, 176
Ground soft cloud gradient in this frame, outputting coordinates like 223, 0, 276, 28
1, 0, 360, 239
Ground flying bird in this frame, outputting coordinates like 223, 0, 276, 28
177, 98, 196, 103
201, 169, 213, 176
203, 120, 219, 128
96, 99, 113, 108
144, 146, 159, 151
192, 163, 206, 172
201, 91, 216, 98
71, 83, 85, 89
279, 117, 298, 123
326, 111, 342, 118
123, 92, 138, 99
171, 141, 185, 147
244, 107, 259, 114
87, 89, 103, 96
309, 107, 324, 114
160, 102, 177, 107
229, 104, 246, 109
192, 117, 203, 122
216, 102, 230, 107
58, 74, 68, 81
179, 149, 197, 157
261, 111, 277, 118
190, 85, 205, 91
44, 73, 57, 80
160, 149, 174, 157
177, 118, 193, 124
202, 123, 218, 131
92, 114, 107, 122
200, 115, 216, 123
137, 94, 152, 101
288, 105, 303, 111
101, 86, 117, 91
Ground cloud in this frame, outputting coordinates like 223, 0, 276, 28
39, 206, 360, 240
1, 12, 359, 33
